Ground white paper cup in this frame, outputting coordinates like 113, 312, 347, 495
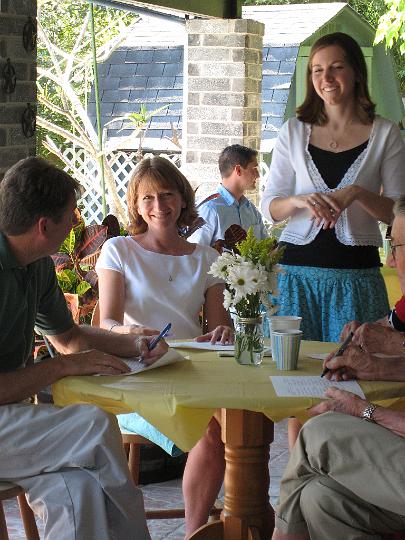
269, 316, 302, 350
272, 330, 303, 371
269, 315, 302, 340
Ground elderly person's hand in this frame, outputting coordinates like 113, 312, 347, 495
322, 343, 381, 381
195, 325, 234, 345
135, 335, 169, 366
308, 387, 367, 418
340, 320, 362, 341
350, 322, 405, 355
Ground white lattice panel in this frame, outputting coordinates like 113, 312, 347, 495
61, 147, 181, 224
62, 148, 266, 225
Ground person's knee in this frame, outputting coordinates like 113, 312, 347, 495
299, 412, 350, 450
201, 417, 224, 452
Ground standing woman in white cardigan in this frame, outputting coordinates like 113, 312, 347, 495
261, 32, 405, 343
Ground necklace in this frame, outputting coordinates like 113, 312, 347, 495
325, 120, 353, 150
169, 274, 173, 282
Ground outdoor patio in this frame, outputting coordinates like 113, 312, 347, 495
2, 420, 289, 540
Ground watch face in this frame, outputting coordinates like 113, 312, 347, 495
362, 404, 376, 422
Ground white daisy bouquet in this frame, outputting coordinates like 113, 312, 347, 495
208, 227, 284, 320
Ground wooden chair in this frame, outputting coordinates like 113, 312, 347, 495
0, 482, 39, 540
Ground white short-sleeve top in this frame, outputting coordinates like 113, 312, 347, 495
96, 236, 223, 338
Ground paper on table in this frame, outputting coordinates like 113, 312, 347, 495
218, 347, 272, 357
167, 340, 235, 351
119, 348, 188, 376
270, 376, 365, 399
307, 353, 329, 361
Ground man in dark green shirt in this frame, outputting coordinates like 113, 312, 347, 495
0, 157, 167, 540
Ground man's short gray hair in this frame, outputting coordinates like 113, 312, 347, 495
393, 196, 405, 217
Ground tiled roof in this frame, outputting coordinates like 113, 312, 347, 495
88, 15, 184, 151
242, 3, 347, 46
88, 4, 348, 152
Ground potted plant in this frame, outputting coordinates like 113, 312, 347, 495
51, 209, 111, 323
209, 227, 284, 366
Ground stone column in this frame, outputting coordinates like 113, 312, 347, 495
182, 18, 264, 200
0, 0, 37, 176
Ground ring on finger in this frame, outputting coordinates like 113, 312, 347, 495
312, 201, 317, 206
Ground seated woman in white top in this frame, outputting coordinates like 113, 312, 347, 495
96, 155, 233, 537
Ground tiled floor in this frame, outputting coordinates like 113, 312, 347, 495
3, 420, 289, 540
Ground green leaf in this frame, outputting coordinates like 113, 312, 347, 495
76, 280, 91, 296
56, 268, 79, 293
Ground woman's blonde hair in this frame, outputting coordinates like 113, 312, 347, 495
126, 156, 198, 235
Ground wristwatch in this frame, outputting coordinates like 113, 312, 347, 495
361, 403, 377, 422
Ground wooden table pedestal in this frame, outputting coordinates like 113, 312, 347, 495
190, 409, 275, 540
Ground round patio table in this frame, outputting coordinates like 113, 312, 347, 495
53, 340, 405, 540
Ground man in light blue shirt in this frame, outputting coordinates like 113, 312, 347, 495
188, 145, 268, 246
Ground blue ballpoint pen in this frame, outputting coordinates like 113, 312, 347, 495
148, 323, 172, 351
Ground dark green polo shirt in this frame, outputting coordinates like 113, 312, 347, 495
0, 233, 74, 372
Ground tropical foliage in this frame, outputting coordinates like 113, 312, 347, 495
375, 0, 405, 54
51, 209, 108, 321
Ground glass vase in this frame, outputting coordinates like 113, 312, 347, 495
234, 316, 264, 366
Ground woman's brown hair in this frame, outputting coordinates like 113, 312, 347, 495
296, 32, 375, 125
126, 155, 198, 235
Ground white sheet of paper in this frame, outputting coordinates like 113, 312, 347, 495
307, 353, 329, 361
167, 341, 235, 351
119, 348, 188, 376
270, 376, 365, 399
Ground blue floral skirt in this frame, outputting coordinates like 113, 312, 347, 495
265, 265, 390, 342
118, 413, 184, 457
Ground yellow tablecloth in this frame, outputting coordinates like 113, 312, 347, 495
53, 340, 405, 451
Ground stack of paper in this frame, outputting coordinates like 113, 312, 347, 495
270, 376, 365, 398
168, 341, 271, 356
120, 348, 188, 375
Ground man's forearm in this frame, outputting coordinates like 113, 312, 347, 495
0, 358, 67, 404
50, 324, 141, 358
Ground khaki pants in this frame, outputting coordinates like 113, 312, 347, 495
276, 412, 405, 539
0, 402, 150, 540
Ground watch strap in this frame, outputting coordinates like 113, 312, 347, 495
361, 403, 377, 422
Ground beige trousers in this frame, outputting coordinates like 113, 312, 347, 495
276, 412, 405, 539
0, 402, 150, 540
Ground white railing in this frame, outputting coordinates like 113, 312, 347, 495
62, 146, 269, 224
62, 146, 181, 223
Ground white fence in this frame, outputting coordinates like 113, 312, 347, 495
62, 146, 181, 223
62, 146, 269, 224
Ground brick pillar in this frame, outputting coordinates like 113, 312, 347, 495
182, 18, 264, 198
0, 0, 37, 176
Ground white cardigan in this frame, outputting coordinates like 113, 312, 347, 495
260, 116, 405, 246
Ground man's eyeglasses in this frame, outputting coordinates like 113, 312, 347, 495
389, 241, 405, 260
